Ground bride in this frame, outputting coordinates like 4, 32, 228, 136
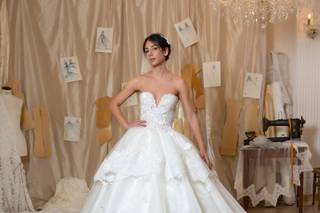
80, 33, 246, 213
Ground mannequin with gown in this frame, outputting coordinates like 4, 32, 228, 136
0, 86, 34, 212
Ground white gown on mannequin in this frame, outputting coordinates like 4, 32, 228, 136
0, 94, 34, 212
81, 92, 246, 213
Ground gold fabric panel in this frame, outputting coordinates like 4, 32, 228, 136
97, 128, 112, 145
220, 100, 241, 156
95, 96, 112, 129
243, 100, 260, 135
32, 107, 51, 158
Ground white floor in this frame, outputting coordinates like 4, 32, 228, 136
248, 201, 319, 213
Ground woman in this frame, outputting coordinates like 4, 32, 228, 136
81, 33, 246, 213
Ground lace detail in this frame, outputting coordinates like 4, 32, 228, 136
94, 139, 216, 186
235, 183, 292, 207
292, 146, 313, 185
139, 92, 177, 130
234, 141, 313, 207
0, 97, 34, 212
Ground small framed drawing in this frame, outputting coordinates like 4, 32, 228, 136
243, 72, 264, 99
64, 116, 81, 142
202, 61, 221, 88
95, 27, 113, 53
60, 56, 82, 83
121, 82, 138, 107
174, 18, 199, 47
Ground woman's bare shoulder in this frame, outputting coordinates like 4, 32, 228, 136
171, 74, 186, 87
125, 74, 150, 91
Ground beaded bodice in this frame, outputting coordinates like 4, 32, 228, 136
139, 91, 178, 130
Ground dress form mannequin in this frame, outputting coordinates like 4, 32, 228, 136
0, 86, 34, 211
0, 86, 28, 156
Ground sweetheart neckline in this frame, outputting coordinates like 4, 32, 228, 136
140, 91, 178, 107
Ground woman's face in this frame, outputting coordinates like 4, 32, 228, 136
144, 40, 167, 67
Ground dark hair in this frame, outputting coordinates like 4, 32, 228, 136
143, 33, 171, 61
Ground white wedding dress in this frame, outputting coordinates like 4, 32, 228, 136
81, 91, 246, 213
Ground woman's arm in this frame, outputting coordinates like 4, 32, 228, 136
176, 77, 212, 169
109, 77, 146, 129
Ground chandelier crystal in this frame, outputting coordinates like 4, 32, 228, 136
211, 0, 306, 28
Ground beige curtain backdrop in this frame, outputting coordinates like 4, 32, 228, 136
5, 0, 266, 205
0, 0, 9, 86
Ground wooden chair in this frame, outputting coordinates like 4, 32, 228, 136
312, 167, 320, 209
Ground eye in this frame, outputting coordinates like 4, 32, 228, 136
152, 46, 160, 51
144, 49, 149, 53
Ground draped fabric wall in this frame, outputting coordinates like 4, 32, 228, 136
217, 11, 267, 189
0, 0, 9, 86
6, 0, 266, 205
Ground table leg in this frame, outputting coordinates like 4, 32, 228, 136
242, 151, 250, 210
299, 172, 304, 213
296, 185, 299, 207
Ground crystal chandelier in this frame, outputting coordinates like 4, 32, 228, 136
211, 0, 303, 28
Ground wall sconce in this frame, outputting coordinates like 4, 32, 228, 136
305, 13, 319, 39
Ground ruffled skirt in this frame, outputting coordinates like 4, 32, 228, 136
80, 127, 246, 213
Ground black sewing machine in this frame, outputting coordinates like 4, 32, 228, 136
244, 116, 306, 145
262, 116, 306, 142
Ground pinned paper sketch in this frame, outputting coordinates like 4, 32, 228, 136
140, 54, 151, 74
95, 27, 113, 53
121, 82, 138, 107
174, 18, 199, 47
64, 117, 81, 142
203, 61, 221, 88
60, 56, 82, 83
243, 72, 264, 99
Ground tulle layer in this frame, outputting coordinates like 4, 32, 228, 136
81, 175, 245, 213
94, 127, 214, 184
82, 127, 246, 213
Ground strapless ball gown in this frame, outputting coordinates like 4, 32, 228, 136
80, 91, 246, 213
